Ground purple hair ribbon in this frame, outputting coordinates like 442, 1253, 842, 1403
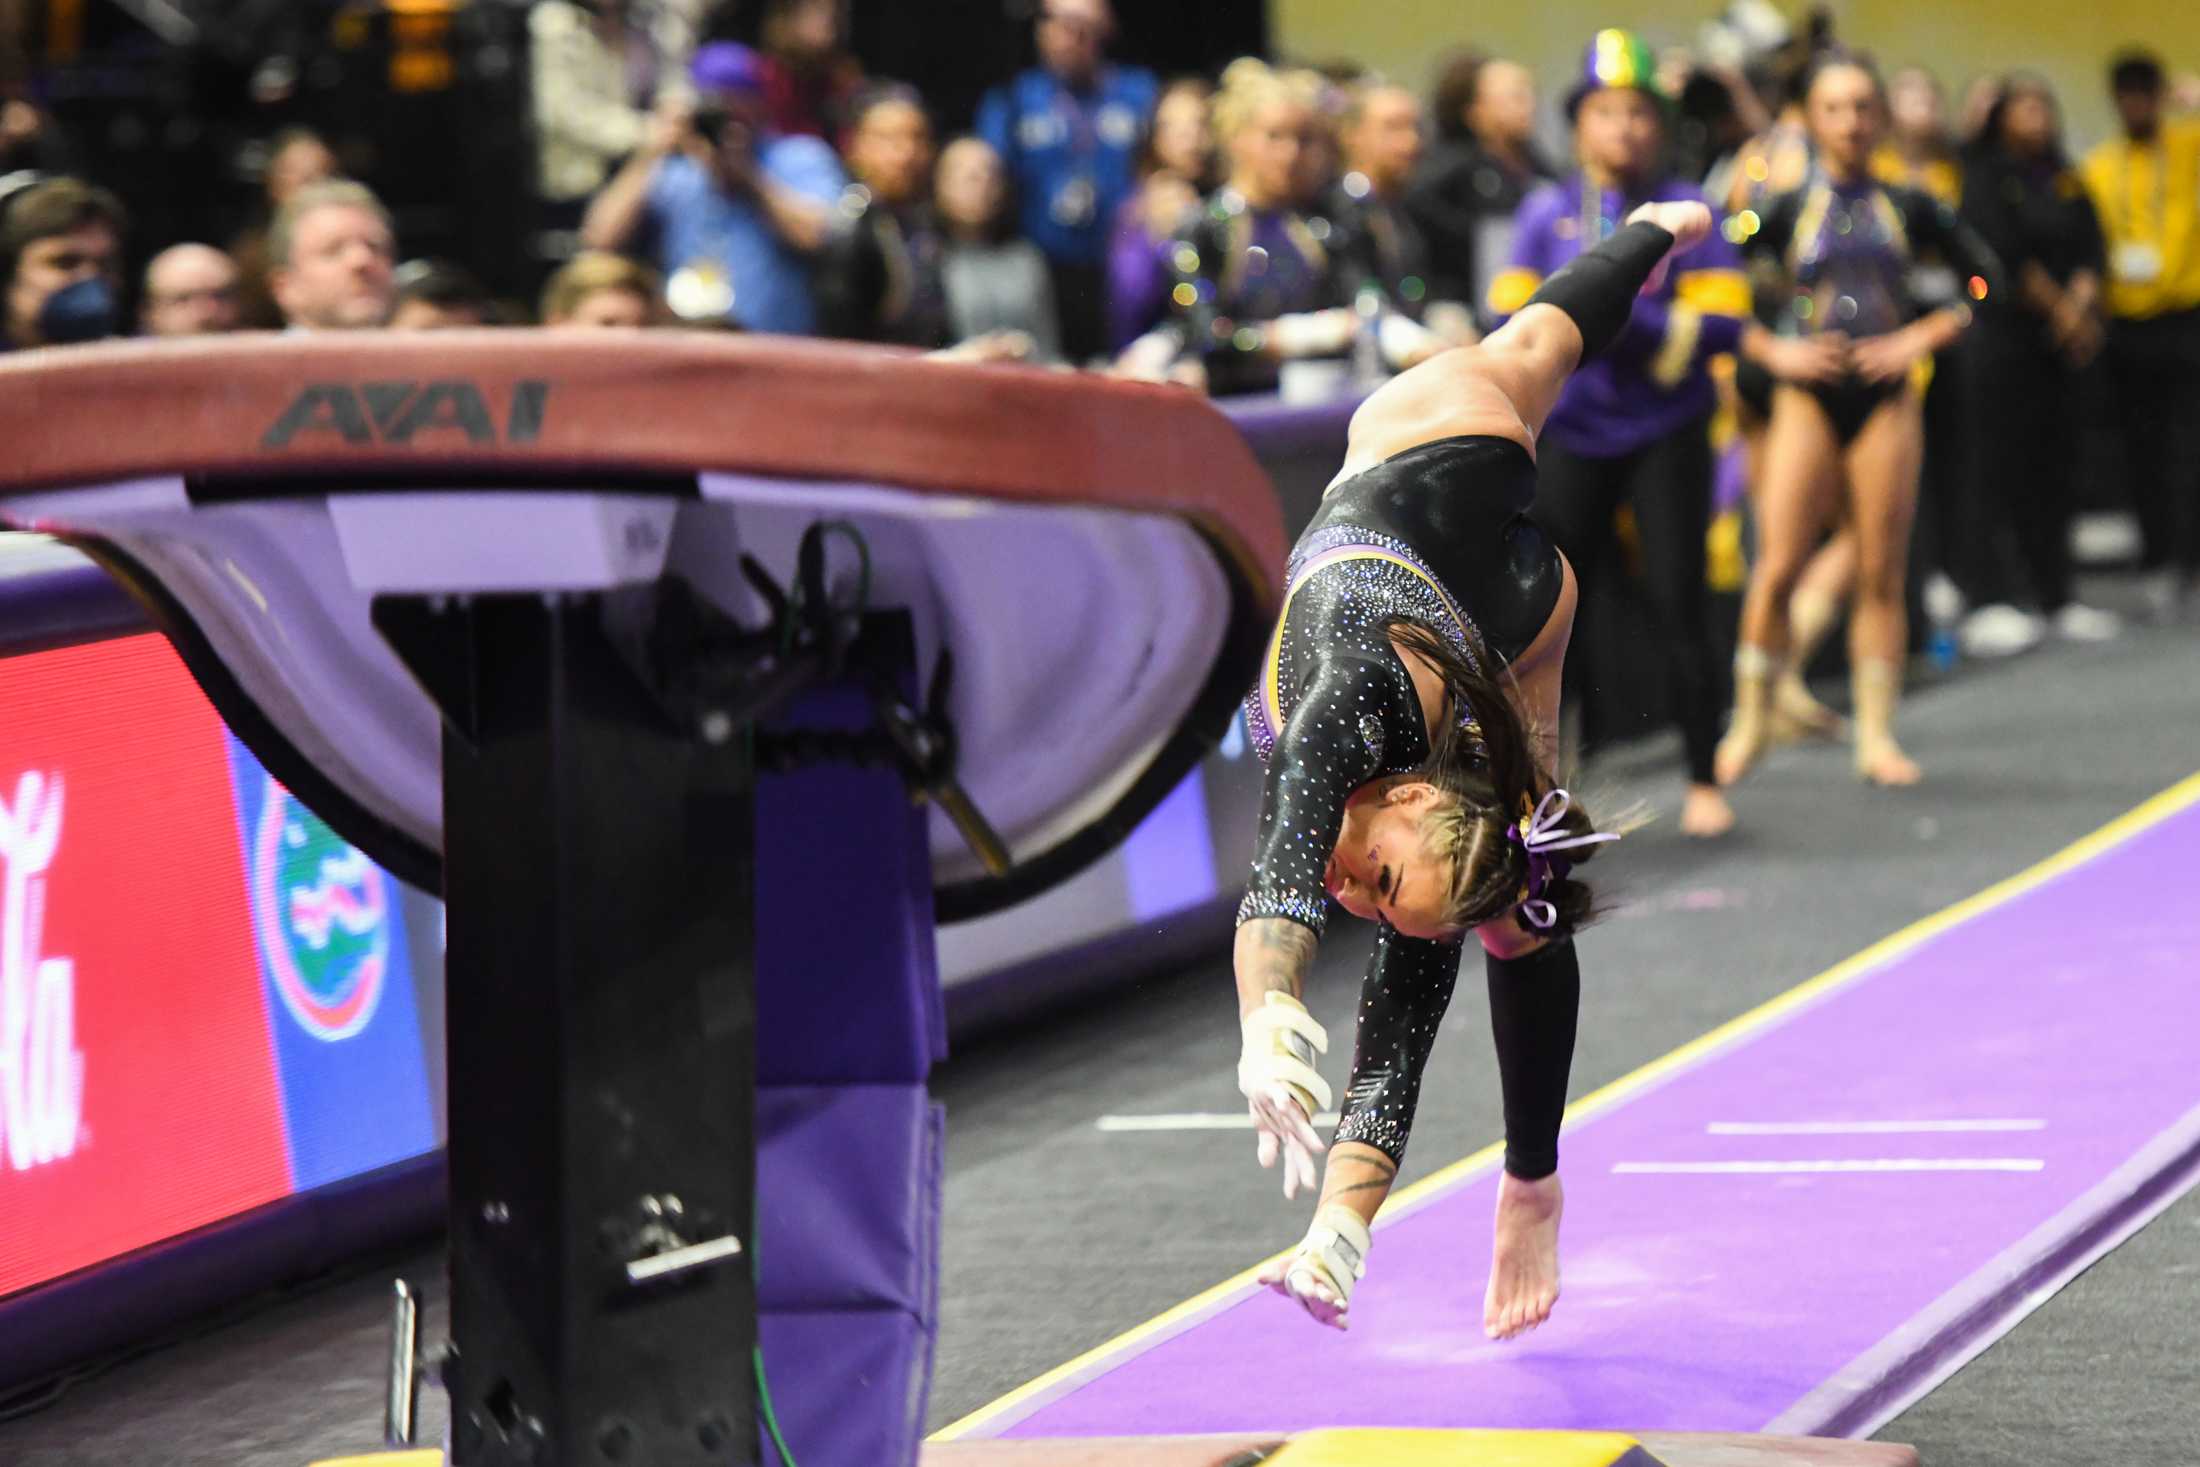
1506, 788, 1621, 929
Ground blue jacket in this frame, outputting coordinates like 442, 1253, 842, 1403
977, 65, 1157, 268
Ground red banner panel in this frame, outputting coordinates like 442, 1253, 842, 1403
0, 635, 292, 1297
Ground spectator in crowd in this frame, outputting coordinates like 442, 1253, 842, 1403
1132, 59, 1355, 396
0, 90, 70, 175
1, 174, 124, 350
1107, 76, 1212, 350
139, 243, 242, 337
815, 84, 948, 346
269, 179, 398, 331
529, 0, 662, 227
2084, 49, 2200, 622
1294, 69, 1352, 211
1874, 66, 1962, 202
582, 41, 844, 333
1870, 66, 1972, 628
541, 249, 664, 326
751, 0, 863, 142
1406, 53, 1556, 321
1326, 80, 1476, 346
389, 258, 502, 329
1960, 74, 2120, 651
937, 135, 1060, 361
976, 0, 1157, 364
1498, 30, 1750, 836
233, 128, 340, 329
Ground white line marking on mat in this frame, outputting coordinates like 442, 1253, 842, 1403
1615, 1159, 2046, 1174
1096, 1112, 1342, 1132
1706, 1120, 2047, 1136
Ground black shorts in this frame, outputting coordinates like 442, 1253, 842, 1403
1306, 434, 1564, 664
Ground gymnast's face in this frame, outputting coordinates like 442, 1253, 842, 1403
1806, 64, 1884, 176
1326, 780, 1455, 941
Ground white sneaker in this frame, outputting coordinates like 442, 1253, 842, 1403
1923, 573, 1966, 627
2053, 603, 2123, 642
2141, 570, 2185, 625
1961, 604, 2044, 658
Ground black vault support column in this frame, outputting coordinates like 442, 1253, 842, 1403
378, 587, 761, 1467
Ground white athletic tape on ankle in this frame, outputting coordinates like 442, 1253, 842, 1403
1239, 993, 1333, 1116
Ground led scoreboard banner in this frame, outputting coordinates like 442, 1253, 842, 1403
0, 633, 439, 1302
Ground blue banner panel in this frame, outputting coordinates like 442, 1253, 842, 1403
223, 735, 436, 1192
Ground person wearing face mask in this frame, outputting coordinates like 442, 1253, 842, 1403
0, 174, 126, 351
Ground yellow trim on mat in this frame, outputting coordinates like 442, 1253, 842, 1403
1268, 1427, 1646, 1466
309, 1452, 444, 1467
931, 768, 2200, 1442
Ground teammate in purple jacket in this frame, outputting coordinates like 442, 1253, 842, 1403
1487, 32, 1753, 838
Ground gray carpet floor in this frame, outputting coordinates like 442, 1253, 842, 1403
2, 595, 2194, 1467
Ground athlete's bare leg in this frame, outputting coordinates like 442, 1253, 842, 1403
1844, 392, 1926, 784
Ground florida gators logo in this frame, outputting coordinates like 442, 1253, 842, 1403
253, 777, 387, 1041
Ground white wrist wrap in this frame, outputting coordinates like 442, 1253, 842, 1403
1268, 308, 1356, 358
1288, 1203, 1373, 1306
1237, 991, 1332, 1118
1378, 311, 1442, 368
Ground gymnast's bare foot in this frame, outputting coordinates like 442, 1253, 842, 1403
1855, 736, 1923, 787
1679, 783, 1735, 839
1485, 1171, 1563, 1340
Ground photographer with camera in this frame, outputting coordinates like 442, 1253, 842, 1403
581, 41, 844, 334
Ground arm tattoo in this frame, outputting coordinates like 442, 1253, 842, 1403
1334, 1156, 1398, 1197
1236, 917, 1319, 1005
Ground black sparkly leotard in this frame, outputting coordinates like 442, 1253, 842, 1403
1240, 435, 1570, 1164
1746, 174, 2002, 442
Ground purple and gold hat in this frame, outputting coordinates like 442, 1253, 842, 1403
1564, 28, 1669, 118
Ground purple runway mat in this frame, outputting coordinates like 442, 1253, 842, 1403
975, 790, 2200, 1440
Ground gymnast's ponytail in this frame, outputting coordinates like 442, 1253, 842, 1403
1383, 618, 1609, 937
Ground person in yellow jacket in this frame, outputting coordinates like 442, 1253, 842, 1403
2083, 51, 2200, 620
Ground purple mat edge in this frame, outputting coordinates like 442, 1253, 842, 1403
1776, 1098, 2200, 1438
941, 778, 2200, 1444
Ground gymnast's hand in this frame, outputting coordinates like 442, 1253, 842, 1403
1625, 200, 1713, 253
1237, 992, 1332, 1199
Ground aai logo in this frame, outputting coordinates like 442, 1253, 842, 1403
252, 778, 388, 1042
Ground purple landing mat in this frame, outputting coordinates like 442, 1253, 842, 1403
990, 798, 2200, 1440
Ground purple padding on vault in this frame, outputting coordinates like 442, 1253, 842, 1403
755, 682, 945, 1086
759, 1306, 937, 1467
756, 1084, 941, 1314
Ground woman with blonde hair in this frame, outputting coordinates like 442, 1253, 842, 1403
540, 250, 664, 327
1121, 59, 1361, 394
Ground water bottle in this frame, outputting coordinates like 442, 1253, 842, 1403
1352, 282, 1385, 388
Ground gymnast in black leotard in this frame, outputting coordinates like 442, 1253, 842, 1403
1717, 55, 2002, 792
1231, 201, 1711, 1340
